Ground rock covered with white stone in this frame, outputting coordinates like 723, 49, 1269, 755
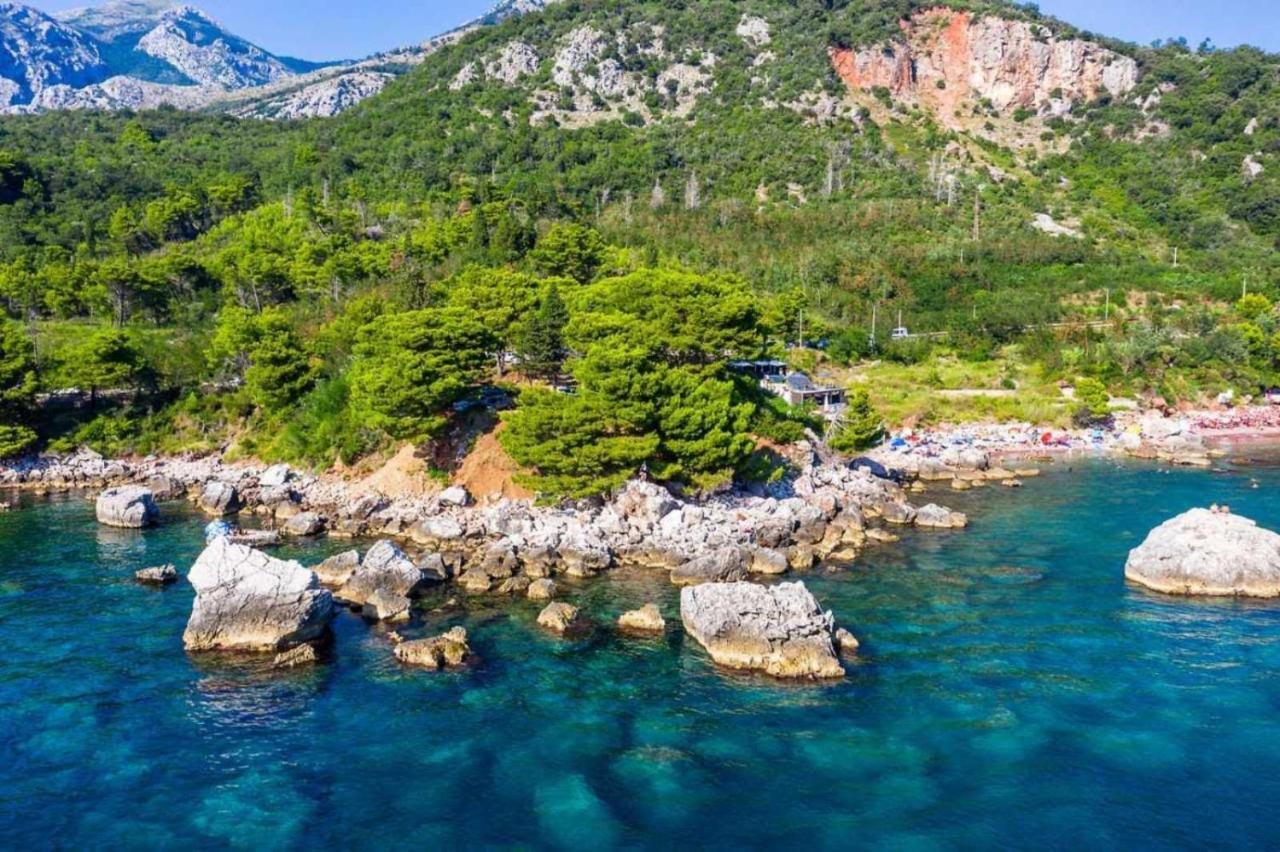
183, 538, 334, 652
1126, 509, 1280, 597
680, 581, 844, 679
337, 540, 430, 609
95, 486, 157, 528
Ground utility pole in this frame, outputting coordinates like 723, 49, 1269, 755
1172, 246, 1179, 268
972, 191, 981, 241
870, 303, 878, 348
1105, 288, 1111, 322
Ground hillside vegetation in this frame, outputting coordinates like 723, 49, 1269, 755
0, 0, 1277, 497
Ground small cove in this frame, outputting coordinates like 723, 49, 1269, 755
2, 451, 1279, 848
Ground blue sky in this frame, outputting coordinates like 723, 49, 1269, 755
28, 0, 1280, 61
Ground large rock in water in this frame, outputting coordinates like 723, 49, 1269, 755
1125, 509, 1280, 597
96, 486, 157, 528
680, 581, 845, 679
183, 538, 334, 652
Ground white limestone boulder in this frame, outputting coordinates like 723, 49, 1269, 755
96, 486, 157, 528
1126, 509, 1280, 597
183, 538, 334, 652
680, 581, 844, 679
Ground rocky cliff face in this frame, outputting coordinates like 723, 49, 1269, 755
831, 7, 1138, 132
0, 3, 106, 104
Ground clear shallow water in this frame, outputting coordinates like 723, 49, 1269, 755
2, 453, 1280, 849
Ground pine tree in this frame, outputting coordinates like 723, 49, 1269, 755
245, 310, 317, 413
830, 389, 885, 454
517, 283, 569, 381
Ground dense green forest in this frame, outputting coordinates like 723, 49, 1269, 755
0, 0, 1277, 497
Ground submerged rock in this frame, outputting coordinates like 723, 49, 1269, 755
96, 486, 157, 528
618, 604, 665, 634
394, 626, 473, 669
183, 538, 334, 652
1126, 508, 1280, 597
135, 564, 177, 585
680, 581, 844, 679
272, 644, 319, 669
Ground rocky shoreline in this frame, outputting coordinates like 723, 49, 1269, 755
0, 441, 994, 585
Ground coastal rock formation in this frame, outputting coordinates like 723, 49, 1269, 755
537, 601, 583, 634
915, 504, 969, 529
337, 540, 428, 609
680, 581, 845, 679
282, 511, 325, 537
183, 538, 334, 652
95, 486, 157, 528
135, 564, 177, 585
527, 578, 557, 601
1126, 509, 1280, 597
670, 546, 751, 586
313, 550, 361, 587
198, 481, 240, 516
830, 8, 1138, 135
394, 626, 473, 669
618, 604, 665, 634
365, 588, 412, 622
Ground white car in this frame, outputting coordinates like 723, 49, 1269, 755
891, 327, 910, 340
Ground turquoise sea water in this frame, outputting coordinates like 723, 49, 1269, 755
2, 451, 1280, 849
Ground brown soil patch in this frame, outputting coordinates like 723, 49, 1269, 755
357, 443, 442, 499
455, 424, 532, 502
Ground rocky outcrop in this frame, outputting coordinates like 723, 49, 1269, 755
618, 604, 665, 634
1126, 509, 1280, 597
680, 581, 845, 679
198, 481, 240, 516
135, 564, 177, 585
183, 538, 334, 652
96, 486, 157, 528
831, 8, 1138, 132
527, 578, 557, 601
915, 504, 968, 529
537, 601, 583, 634
670, 546, 751, 586
282, 511, 325, 537
337, 540, 429, 609
394, 626, 473, 669
313, 550, 361, 587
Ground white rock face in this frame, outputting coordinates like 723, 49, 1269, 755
0, 3, 106, 101
485, 40, 539, 85
1031, 213, 1083, 239
183, 538, 334, 652
1126, 509, 1280, 597
95, 486, 158, 528
135, 6, 293, 90
735, 15, 771, 48
231, 71, 394, 119
680, 581, 845, 679
28, 74, 209, 111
